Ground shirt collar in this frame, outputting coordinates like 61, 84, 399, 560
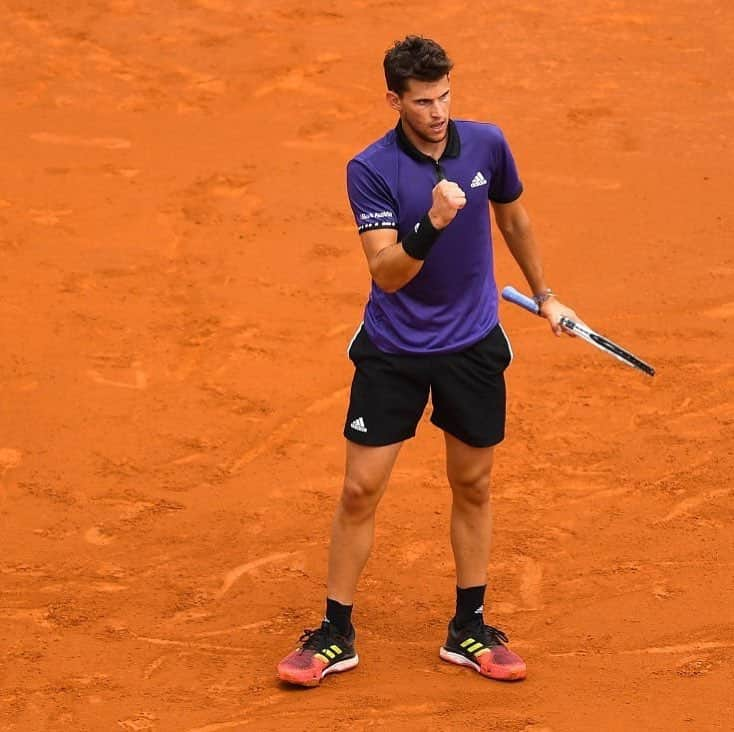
395, 119, 460, 163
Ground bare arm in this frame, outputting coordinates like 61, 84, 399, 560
359, 228, 422, 293
360, 180, 467, 293
492, 198, 580, 335
492, 199, 548, 294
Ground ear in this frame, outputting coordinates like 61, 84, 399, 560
386, 90, 401, 113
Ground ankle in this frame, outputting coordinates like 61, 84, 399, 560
325, 597, 353, 636
454, 584, 486, 628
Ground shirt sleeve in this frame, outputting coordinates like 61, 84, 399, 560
487, 130, 523, 204
346, 159, 399, 233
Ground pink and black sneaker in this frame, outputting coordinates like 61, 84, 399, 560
277, 621, 358, 687
439, 619, 526, 681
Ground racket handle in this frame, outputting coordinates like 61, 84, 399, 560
501, 286, 539, 315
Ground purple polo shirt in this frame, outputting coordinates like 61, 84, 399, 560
346, 119, 523, 354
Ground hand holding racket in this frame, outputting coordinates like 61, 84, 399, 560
535, 295, 582, 337
502, 286, 655, 377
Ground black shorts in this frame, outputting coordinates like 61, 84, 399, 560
344, 323, 513, 448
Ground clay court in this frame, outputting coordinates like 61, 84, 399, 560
1, 1, 733, 729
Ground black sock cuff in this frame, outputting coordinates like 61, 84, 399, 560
325, 597, 353, 635
455, 584, 486, 628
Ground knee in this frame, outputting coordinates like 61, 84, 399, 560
450, 471, 491, 508
339, 475, 382, 519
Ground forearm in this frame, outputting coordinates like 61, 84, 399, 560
499, 215, 549, 296
369, 243, 424, 293
495, 202, 580, 335
363, 181, 464, 293
370, 210, 449, 293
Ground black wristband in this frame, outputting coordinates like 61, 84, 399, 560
401, 213, 442, 261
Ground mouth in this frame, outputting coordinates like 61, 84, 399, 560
430, 120, 447, 133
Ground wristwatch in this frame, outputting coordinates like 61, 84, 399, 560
532, 288, 556, 309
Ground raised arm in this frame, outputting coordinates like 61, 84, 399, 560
358, 227, 419, 294
359, 179, 466, 293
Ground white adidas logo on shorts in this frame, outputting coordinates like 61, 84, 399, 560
350, 417, 367, 433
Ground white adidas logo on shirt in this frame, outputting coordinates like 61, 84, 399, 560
470, 171, 488, 188
350, 417, 367, 433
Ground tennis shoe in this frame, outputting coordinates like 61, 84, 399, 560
440, 618, 526, 681
277, 620, 358, 687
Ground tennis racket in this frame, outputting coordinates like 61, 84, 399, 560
501, 286, 655, 377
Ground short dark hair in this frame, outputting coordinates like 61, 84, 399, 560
383, 35, 453, 95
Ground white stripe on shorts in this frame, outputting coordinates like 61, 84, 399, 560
346, 321, 364, 358
498, 322, 514, 365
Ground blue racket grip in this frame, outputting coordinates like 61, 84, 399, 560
501, 286, 539, 315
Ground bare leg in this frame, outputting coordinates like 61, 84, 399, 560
326, 439, 402, 604
444, 432, 495, 588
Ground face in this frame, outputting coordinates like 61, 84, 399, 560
387, 76, 451, 144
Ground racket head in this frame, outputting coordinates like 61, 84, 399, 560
560, 317, 655, 376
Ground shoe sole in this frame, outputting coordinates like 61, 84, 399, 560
439, 647, 526, 681
278, 654, 359, 687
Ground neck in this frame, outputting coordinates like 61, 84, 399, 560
400, 118, 448, 160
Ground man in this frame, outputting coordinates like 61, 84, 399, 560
277, 35, 579, 687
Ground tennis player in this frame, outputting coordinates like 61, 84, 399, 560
277, 35, 579, 686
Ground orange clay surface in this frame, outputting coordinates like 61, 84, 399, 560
1, 2, 733, 730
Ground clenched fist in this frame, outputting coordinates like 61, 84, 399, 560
428, 179, 466, 229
